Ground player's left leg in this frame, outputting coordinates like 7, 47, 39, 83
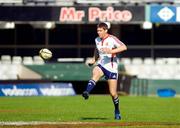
108, 79, 121, 120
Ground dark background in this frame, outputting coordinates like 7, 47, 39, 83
0, 23, 180, 60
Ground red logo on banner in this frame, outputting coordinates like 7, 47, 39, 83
59, 7, 85, 22
59, 7, 133, 23
89, 7, 132, 22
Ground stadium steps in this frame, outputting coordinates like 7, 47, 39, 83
26, 63, 92, 81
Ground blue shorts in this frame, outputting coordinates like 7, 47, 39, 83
97, 64, 118, 80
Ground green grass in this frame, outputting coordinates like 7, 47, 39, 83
0, 95, 179, 127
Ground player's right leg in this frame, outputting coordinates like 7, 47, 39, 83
82, 66, 103, 100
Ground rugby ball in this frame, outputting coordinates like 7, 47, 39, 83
39, 48, 52, 60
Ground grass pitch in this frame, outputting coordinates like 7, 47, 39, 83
0, 95, 179, 128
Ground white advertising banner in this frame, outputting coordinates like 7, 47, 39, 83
176, 7, 180, 22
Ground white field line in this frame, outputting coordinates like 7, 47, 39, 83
0, 121, 99, 126
0, 121, 179, 126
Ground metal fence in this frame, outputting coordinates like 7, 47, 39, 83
130, 78, 149, 96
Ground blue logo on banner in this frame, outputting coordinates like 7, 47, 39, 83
0, 83, 76, 96
150, 5, 176, 23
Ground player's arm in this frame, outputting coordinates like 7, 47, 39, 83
110, 43, 127, 54
94, 47, 99, 61
111, 36, 127, 54
86, 48, 99, 66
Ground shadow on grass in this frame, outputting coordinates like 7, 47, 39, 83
80, 117, 109, 120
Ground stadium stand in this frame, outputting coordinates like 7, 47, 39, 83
131, 57, 143, 65
76, 0, 120, 5
1, 55, 11, 64
143, 58, 154, 65
0, 55, 45, 65
0, 64, 18, 80
55, 0, 75, 6
165, 58, 178, 65
1, 56, 180, 80
0, 0, 178, 5
22, 56, 34, 65
155, 58, 166, 65
57, 58, 84, 63
26, 63, 92, 81
120, 58, 131, 65
33, 56, 45, 65
12, 56, 22, 65
121, 57, 180, 80
0, 0, 23, 4
120, 0, 174, 4
25, 0, 56, 5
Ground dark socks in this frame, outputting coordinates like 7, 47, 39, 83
85, 79, 96, 93
113, 97, 120, 112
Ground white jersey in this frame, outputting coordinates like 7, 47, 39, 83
95, 34, 124, 73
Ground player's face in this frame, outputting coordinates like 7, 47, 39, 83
97, 27, 107, 39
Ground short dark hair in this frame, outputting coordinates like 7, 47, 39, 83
97, 22, 108, 30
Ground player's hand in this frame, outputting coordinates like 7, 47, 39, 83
85, 58, 95, 67
101, 48, 112, 54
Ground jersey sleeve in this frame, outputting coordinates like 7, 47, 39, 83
111, 35, 125, 47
